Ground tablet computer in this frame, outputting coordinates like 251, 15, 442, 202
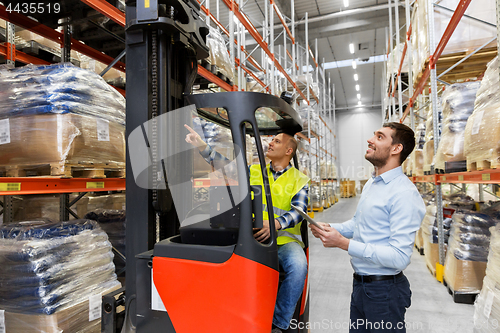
291, 204, 325, 231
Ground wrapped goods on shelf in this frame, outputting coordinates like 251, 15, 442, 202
386, 44, 409, 83
411, 0, 496, 84
298, 106, 319, 133
434, 82, 480, 171
411, 0, 428, 83
415, 122, 426, 150
84, 209, 126, 277
311, 185, 321, 210
0, 64, 125, 170
464, 57, 500, 170
444, 211, 497, 294
12, 194, 70, 222
0, 219, 121, 332
474, 224, 500, 332
206, 27, 234, 82
421, 202, 449, 274
76, 193, 126, 218
326, 161, 337, 179
410, 149, 424, 176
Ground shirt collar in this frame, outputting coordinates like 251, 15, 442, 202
372, 166, 403, 184
270, 162, 292, 174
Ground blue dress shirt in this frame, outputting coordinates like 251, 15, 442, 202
331, 166, 425, 275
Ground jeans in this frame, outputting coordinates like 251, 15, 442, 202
273, 242, 308, 330
349, 274, 412, 333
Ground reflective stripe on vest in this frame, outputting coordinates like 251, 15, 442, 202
249, 164, 310, 247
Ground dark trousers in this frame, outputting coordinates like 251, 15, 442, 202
349, 274, 411, 333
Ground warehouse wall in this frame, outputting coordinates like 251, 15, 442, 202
336, 107, 382, 182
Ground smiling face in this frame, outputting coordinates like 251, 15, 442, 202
266, 133, 293, 161
365, 126, 397, 168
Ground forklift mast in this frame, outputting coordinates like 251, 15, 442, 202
123, 0, 209, 328
109, 1, 310, 332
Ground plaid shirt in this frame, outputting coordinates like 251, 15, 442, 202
201, 145, 309, 230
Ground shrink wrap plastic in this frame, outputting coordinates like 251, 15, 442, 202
444, 211, 497, 294
474, 224, 500, 332
0, 63, 125, 168
84, 209, 126, 277
411, 0, 496, 84
464, 57, 500, 167
434, 82, 479, 170
0, 219, 120, 332
206, 27, 234, 82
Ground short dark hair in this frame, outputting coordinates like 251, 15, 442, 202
283, 133, 298, 158
382, 122, 415, 164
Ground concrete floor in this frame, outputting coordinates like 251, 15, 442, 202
308, 196, 476, 333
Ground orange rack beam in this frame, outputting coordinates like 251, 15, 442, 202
0, 178, 126, 195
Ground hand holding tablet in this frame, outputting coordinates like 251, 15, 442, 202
291, 204, 325, 231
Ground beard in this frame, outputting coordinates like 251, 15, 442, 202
365, 147, 391, 168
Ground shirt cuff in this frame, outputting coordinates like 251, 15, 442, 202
199, 144, 211, 158
347, 240, 366, 259
275, 216, 286, 230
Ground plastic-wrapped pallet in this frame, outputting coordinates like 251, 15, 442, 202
411, 0, 496, 86
422, 102, 442, 168
415, 122, 426, 150
386, 44, 408, 83
206, 27, 234, 83
421, 203, 439, 272
76, 193, 126, 218
0, 63, 125, 176
434, 82, 480, 172
298, 106, 319, 134
0, 219, 121, 332
444, 211, 497, 295
85, 209, 126, 278
464, 56, 500, 171
474, 224, 500, 332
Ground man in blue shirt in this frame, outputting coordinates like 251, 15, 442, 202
311, 122, 426, 333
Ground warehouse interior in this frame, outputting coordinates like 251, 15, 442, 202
0, 0, 500, 332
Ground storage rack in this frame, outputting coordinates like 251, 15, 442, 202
0, 0, 339, 221
0, 1, 128, 221
385, 0, 500, 282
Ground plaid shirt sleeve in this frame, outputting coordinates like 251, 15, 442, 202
275, 184, 309, 230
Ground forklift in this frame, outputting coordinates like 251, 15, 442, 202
101, 1, 310, 332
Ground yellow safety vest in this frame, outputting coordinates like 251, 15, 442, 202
249, 164, 310, 247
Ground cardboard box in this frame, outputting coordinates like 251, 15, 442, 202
0, 114, 125, 169
444, 254, 487, 293
4, 285, 120, 333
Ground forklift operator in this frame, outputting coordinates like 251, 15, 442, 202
185, 124, 309, 333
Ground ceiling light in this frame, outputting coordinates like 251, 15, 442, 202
357, 94, 361, 99
358, 101, 362, 106
355, 84, 360, 91
349, 43, 354, 54
344, 0, 349, 7
352, 60, 357, 69
354, 73, 358, 81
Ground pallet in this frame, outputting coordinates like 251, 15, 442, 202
443, 279, 478, 304
0, 162, 125, 178
467, 158, 500, 172
415, 244, 424, 256
426, 262, 436, 278
423, 164, 434, 175
445, 160, 467, 173
413, 47, 497, 89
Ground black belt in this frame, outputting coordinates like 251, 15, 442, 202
353, 271, 404, 283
